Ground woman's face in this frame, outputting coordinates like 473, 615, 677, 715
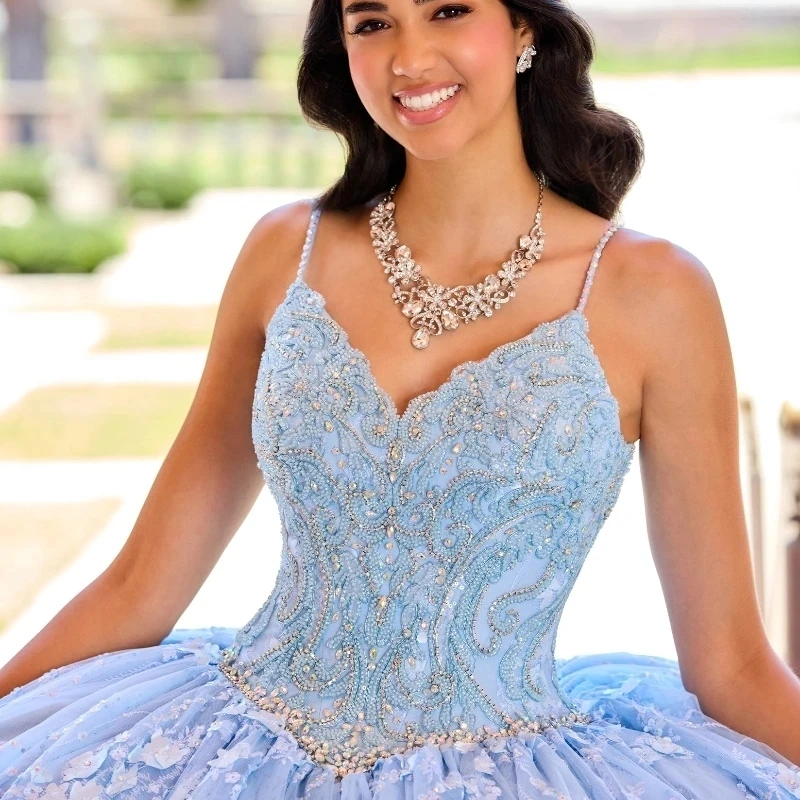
341, 0, 531, 160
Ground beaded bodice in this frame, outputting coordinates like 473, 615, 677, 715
218, 201, 637, 776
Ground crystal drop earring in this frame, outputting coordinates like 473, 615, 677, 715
516, 43, 537, 74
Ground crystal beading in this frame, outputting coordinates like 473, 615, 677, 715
217, 200, 634, 783
218, 649, 595, 779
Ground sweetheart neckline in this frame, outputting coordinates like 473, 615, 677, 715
268, 275, 637, 452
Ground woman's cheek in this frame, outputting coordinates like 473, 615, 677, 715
453, 23, 513, 81
348, 50, 382, 101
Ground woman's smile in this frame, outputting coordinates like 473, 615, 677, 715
392, 83, 463, 125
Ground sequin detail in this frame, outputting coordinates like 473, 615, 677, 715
217, 205, 636, 780
218, 650, 594, 777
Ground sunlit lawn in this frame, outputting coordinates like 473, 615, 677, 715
593, 34, 800, 74
0, 499, 122, 634
95, 306, 217, 350
0, 385, 196, 458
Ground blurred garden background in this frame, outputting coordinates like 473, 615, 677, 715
0, 0, 799, 674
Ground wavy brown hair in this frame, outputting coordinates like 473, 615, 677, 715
297, 0, 644, 220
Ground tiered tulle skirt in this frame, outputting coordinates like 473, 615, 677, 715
1, 627, 798, 799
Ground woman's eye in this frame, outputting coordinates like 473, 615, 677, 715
348, 18, 388, 36
347, 5, 472, 37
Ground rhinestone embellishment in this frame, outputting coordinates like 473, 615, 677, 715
218, 649, 594, 779
369, 173, 547, 349
226, 199, 635, 784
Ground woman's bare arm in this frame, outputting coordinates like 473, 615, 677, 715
635, 238, 800, 765
0, 199, 311, 699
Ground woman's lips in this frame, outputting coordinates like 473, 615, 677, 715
392, 86, 463, 126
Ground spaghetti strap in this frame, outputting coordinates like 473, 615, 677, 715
576, 222, 619, 313
296, 199, 322, 281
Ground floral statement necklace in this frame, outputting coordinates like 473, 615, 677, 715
368, 173, 546, 349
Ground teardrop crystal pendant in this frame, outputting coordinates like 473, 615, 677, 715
411, 328, 431, 349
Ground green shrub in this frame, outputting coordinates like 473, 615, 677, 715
99, 39, 214, 92
122, 162, 204, 209
170, 0, 207, 11
0, 149, 50, 204
0, 211, 127, 274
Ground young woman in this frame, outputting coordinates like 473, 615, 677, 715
1, 0, 799, 797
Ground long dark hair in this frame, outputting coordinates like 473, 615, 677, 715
297, 0, 644, 220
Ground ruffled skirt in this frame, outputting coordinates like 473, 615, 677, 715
1, 627, 798, 799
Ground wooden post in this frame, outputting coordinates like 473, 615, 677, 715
740, 396, 765, 613
4, 0, 48, 147
781, 402, 800, 676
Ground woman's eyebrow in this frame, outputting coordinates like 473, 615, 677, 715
344, 0, 435, 16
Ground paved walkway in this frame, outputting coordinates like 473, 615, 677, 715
1, 68, 798, 670
0, 312, 106, 414
0, 460, 280, 665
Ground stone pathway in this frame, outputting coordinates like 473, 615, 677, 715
0, 312, 106, 414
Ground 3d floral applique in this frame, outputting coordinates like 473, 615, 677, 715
67, 779, 103, 799
105, 764, 139, 797
630, 733, 692, 765
61, 745, 110, 781
472, 749, 497, 775
207, 740, 258, 770
774, 762, 800, 798
126, 729, 190, 770
40, 784, 70, 800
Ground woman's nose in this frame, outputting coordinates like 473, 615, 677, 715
391, 31, 439, 78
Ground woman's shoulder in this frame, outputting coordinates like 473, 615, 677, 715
247, 197, 318, 261
234, 198, 321, 288
611, 226, 720, 331
247, 196, 366, 259
234, 196, 365, 330
215, 198, 318, 335
609, 226, 726, 402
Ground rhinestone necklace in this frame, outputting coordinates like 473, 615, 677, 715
368, 172, 546, 350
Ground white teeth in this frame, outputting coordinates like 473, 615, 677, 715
400, 85, 460, 111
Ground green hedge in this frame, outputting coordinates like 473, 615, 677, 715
0, 149, 50, 204
0, 212, 128, 274
121, 162, 204, 209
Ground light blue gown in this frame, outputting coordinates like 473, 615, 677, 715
1, 199, 798, 799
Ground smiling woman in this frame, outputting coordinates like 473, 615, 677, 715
301, 0, 643, 220
1, 0, 800, 798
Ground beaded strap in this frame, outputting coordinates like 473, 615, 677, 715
576, 222, 619, 314
296, 202, 322, 280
